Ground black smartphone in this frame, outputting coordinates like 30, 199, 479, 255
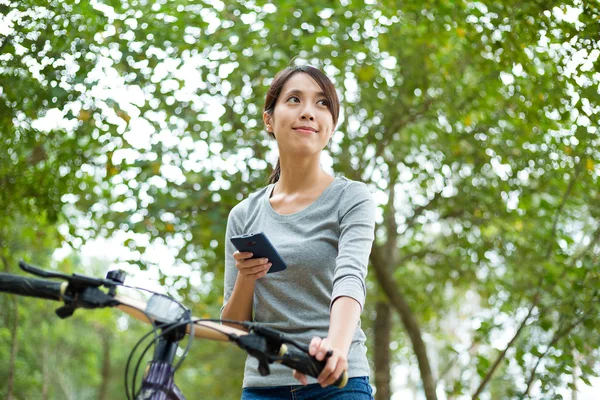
229, 232, 287, 273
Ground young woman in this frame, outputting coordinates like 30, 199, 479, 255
221, 65, 375, 400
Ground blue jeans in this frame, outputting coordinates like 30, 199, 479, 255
241, 376, 373, 400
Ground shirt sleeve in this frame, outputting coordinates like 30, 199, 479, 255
220, 201, 247, 319
331, 182, 376, 312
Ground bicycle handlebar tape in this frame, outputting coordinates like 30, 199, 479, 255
0, 274, 64, 301
278, 345, 348, 388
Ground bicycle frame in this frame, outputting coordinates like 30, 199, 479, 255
136, 337, 185, 400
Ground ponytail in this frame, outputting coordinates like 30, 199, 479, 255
268, 158, 281, 184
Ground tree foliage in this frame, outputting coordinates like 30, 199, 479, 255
1, 0, 599, 399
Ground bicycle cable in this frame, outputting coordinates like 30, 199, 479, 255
126, 320, 164, 400
118, 285, 310, 399
122, 303, 163, 400
174, 315, 193, 372
130, 318, 236, 399
119, 283, 192, 400
198, 318, 311, 353
121, 284, 189, 311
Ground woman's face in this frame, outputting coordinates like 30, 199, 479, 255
263, 72, 334, 157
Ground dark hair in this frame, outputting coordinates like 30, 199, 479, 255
264, 65, 340, 184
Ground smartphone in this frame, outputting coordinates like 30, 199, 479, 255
230, 232, 287, 273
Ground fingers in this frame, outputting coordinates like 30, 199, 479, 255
314, 337, 331, 361
233, 251, 272, 279
232, 251, 254, 261
292, 369, 308, 386
240, 262, 271, 278
319, 349, 347, 387
302, 337, 348, 388
309, 338, 347, 388
309, 337, 322, 357
245, 262, 273, 275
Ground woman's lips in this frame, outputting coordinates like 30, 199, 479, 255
293, 128, 317, 134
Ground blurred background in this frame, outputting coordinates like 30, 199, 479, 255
1, 0, 599, 399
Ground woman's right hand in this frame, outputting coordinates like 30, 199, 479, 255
233, 251, 272, 280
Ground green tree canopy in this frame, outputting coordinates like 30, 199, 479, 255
1, 0, 599, 399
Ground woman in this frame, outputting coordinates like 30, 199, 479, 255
221, 65, 375, 400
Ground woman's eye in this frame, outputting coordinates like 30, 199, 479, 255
318, 99, 329, 106
287, 96, 300, 103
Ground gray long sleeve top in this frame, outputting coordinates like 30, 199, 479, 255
221, 176, 376, 388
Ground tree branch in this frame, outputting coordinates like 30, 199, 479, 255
496, 161, 588, 399
372, 96, 435, 164
569, 225, 600, 264
521, 303, 598, 398
438, 341, 477, 383
502, 163, 589, 400
384, 171, 398, 263
403, 191, 445, 229
472, 298, 538, 399
397, 248, 441, 266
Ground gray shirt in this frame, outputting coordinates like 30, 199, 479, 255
221, 176, 376, 388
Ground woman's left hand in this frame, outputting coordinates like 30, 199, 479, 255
292, 337, 348, 387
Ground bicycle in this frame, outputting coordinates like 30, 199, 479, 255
0, 260, 348, 399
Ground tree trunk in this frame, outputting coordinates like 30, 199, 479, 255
369, 178, 437, 400
374, 300, 392, 400
371, 246, 438, 400
42, 338, 50, 400
98, 330, 111, 400
7, 296, 19, 400
572, 350, 578, 400
2, 254, 18, 400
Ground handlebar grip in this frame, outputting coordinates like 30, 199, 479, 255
0, 273, 63, 301
278, 345, 348, 388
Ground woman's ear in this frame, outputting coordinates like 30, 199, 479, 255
263, 111, 273, 133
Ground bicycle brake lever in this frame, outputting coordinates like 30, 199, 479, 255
19, 260, 72, 280
235, 334, 271, 376
19, 260, 120, 289
249, 325, 310, 354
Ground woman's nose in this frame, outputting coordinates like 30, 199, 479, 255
300, 107, 315, 120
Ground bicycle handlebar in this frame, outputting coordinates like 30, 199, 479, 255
0, 271, 249, 342
117, 295, 349, 386
0, 266, 349, 389
0, 273, 65, 301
